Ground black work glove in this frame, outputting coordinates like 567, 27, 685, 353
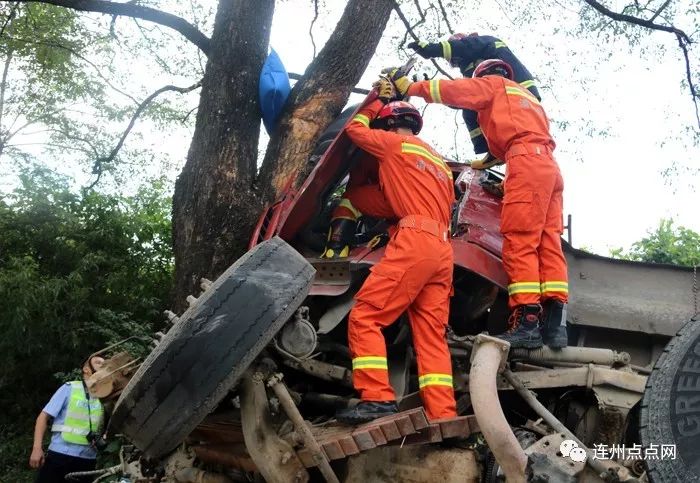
407, 40, 444, 59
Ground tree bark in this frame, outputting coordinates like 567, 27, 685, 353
258, 0, 394, 204
171, 0, 274, 309
172, 0, 394, 308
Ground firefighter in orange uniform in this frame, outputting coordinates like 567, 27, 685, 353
336, 85, 458, 423
321, 152, 396, 259
389, 60, 568, 349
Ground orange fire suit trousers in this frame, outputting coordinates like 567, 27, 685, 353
332, 184, 395, 222
501, 145, 569, 309
348, 216, 457, 420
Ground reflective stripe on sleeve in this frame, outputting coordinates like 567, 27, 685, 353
469, 127, 483, 139
519, 79, 536, 89
494, 40, 507, 48
441, 41, 452, 62
353, 113, 370, 127
429, 79, 443, 104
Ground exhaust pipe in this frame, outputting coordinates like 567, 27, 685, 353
469, 334, 527, 483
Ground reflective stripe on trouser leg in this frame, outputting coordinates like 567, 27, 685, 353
418, 373, 455, 419
348, 256, 411, 402
500, 155, 556, 309
352, 356, 388, 370
502, 232, 542, 308
349, 305, 396, 401
418, 373, 454, 388
508, 282, 542, 296
540, 281, 568, 299
351, 355, 393, 401
407, 258, 457, 420
539, 168, 569, 303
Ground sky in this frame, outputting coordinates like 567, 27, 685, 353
264, 0, 699, 254
1, 0, 698, 255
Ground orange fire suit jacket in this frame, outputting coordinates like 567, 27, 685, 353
345, 99, 455, 225
407, 77, 554, 159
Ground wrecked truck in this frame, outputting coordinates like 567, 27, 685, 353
86, 87, 699, 483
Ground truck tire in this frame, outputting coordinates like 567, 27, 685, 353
108, 237, 315, 459
640, 318, 700, 482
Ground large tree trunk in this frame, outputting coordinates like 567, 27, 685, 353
258, 0, 394, 203
172, 0, 394, 307
172, 0, 274, 308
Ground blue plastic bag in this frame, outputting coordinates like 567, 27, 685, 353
259, 48, 291, 134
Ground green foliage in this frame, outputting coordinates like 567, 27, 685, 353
0, 4, 110, 161
0, 3, 200, 187
0, 429, 34, 483
0, 166, 173, 479
610, 218, 700, 266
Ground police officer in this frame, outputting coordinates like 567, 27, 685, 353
30, 356, 105, 483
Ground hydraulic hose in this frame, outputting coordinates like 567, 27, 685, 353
469, 337, 527, 483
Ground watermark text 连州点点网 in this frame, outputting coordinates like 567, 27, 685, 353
592, 443, 677, 460
559, 440, 677, 463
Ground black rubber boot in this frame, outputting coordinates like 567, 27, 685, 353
321, 218, 357, 259
336, 401, 398, 425
541, 300, 568, 349
498, 304, 544, 349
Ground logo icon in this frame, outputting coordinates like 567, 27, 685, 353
560, 439, 587, 463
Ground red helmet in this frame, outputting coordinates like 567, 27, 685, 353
448, 32, 478, 41
472, 59, 514, 80
373, 101, 423, 134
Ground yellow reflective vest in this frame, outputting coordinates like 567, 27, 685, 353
51, 381, 103, 445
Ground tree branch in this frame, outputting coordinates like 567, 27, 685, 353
94, 79, 202, 175
436, 0, 453, 32
49, 127, 100, 156
0, 48, 12, 135
400, 0, 429, 46
676, 33, 700, 129
582, 0, 698, 128
309, 0, 318, 59
391, 0, 453, 79
7, 36, 139, 103
7, 141, 95, 154
3, 0, 211, 54
0, 3, 19, 37
582, 0, 690, 42
86, 79, 202, 189
180, 105, 197, 124
648, 0, 671, 22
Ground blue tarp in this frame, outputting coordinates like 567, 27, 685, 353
259, 48, 291, 134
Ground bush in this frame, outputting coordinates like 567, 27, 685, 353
0, 166, 174, 480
